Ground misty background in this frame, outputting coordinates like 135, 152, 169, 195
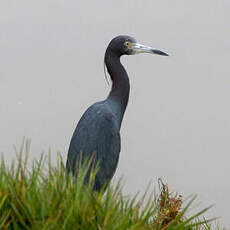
0, 0, 229, 227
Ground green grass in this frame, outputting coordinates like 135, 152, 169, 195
0, 140, 220, 229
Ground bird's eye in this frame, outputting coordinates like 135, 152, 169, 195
124, 41, 131, 48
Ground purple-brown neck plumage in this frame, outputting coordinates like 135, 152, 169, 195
104, 49, 130, 128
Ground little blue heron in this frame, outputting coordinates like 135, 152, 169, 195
66, 35, 168, 190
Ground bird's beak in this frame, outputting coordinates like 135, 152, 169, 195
131, 43, 169, 56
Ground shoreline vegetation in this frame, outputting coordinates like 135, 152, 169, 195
0, 140, 220, 229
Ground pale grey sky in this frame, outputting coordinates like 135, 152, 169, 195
0, 0, 229, 227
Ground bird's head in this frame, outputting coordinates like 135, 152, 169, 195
106, 35, 168, 57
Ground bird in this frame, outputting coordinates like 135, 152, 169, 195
66, 35, 168, 191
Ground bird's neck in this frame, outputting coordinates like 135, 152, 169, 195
105, 52, 130, 127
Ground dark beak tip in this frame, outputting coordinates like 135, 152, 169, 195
153, 49, 169, 56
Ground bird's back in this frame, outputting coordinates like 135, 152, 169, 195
66, 100, 121, 190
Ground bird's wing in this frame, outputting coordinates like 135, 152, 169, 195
67, 101, 121, 188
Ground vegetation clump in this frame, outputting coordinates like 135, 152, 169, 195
155, 178, 183, 227
0, 140, 217, 229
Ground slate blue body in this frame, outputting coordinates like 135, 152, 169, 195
67, 100, 121, 190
